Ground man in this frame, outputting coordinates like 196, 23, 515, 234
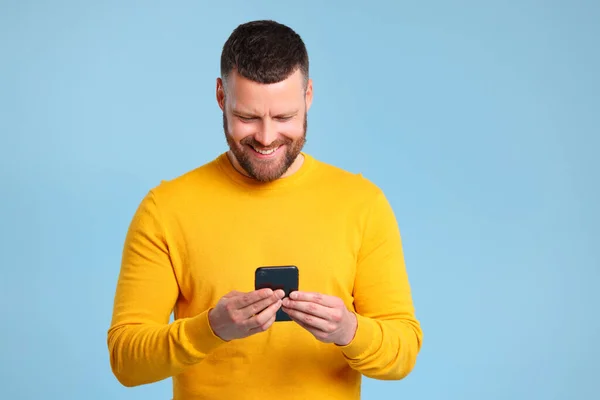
107, 19, 422, 399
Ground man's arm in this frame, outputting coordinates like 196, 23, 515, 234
107, 191, 225, 387
337, 189, 423, 380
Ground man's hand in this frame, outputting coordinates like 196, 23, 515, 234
208, 289, 285, 341
282, 291, 358, 346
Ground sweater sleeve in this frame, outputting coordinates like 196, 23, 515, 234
338, 189, 423, 380
107, 191, 226, 387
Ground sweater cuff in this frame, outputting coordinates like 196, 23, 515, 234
338, 312, 381, 360
183, 308, 227, 356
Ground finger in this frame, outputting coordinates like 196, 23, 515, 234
248, 312, 277, 334
239, 292, 281, 319
282, 298, 331, 320
231, 288, 274, 309
222, 290, 244, 299
282, 306, 334, 333
288, 291, 339, 307
295, 318, 326, 334
245, 299, 282, 330
288, 314, 331, 340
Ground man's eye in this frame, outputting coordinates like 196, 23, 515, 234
276, 116, 292, 122
238, 116, 255, 122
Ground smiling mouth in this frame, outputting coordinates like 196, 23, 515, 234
251, 145, 280, 155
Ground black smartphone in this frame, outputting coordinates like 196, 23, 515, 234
254, 265, 299, 322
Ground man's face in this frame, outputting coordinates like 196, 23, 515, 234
217, 69, 313, 182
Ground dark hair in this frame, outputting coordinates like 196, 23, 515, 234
220, 20, 309, 87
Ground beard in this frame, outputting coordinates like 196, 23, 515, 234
223, 112, 308, 183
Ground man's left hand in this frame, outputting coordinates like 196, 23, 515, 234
281, 291, 357, 346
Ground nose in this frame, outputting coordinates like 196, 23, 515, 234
254, 119, 277, 146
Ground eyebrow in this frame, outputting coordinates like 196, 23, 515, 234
232, 109, 259, 118
232, 109, 298, 118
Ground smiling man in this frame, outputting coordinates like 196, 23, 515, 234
107, 20, 422, 400
220, 66, 309, 183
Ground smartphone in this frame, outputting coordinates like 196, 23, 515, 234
254, 265, 299, 322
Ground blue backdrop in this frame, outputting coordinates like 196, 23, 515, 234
1, 1, 598, 399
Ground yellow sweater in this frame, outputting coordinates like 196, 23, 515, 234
108, 152, 422, 399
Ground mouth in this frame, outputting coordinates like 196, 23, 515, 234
250, 145, 281, 158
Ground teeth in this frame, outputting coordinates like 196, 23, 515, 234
253, 146, 278, 155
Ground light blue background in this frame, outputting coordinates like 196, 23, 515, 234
1, 1, 598, 399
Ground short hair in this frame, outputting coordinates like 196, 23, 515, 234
220, 20, 309, 87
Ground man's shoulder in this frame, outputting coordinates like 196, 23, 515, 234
310, 155, 384, 198
148, 153, 226, 201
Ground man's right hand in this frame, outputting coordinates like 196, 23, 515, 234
208, 288, 285, 341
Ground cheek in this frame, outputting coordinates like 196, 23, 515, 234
280, 120, 305, 139
229, 120, 256, 140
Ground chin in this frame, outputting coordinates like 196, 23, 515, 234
245, 155, 291, 182
249, 164, 288, 182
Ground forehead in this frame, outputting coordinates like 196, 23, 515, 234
225, 69, 305, 113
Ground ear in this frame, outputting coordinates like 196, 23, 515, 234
305, 78, 314, 111
216, 77, 225, 111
